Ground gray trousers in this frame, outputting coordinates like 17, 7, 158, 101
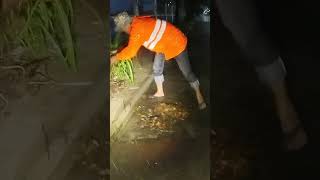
153, 50, 200, 89
216, 0, 286, 85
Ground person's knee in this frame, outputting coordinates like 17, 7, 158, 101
153, 54, 165, 76
153, 68, 163, 76
154, 74, 164, 83
190, 79, 200, 90
255, 56, 287, 89
153, 62, 164, 76
185, 72, 197, 83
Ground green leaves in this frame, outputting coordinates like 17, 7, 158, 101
111, 59, 135, 83
52, 0, 77, 71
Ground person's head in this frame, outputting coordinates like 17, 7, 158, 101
113, 12, 132, 34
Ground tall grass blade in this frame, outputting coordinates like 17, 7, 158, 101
53, 0, 77, 71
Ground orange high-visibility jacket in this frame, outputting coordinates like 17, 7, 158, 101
116, 16, 187, 61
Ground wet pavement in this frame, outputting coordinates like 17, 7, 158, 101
110, 21, 211, 180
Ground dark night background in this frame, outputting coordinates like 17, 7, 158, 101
213, 0, 320, 179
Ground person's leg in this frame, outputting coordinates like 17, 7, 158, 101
216, 0, 307, 150
256, 58, 307, 150
152, 53, 165, 97
175, 50, 206, 109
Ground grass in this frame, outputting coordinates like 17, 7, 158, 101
1, 0, 77, 71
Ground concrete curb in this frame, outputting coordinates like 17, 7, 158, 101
43, 59, 154, 179
110, 48, 154, 140
44, 59, 154, 180
110, 74, 153, 140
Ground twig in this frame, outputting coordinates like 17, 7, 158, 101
27, 81, 52, 85
41, 123, 50, 160
0, 93, 8, 112
28, 70, 90, 87
0, 65, 26, 77
44, 64, 49, 77
27, 81, 94, 86
33, 71, 55, 81
111, 160, 119, 172
146, 160, 151, 167
53, 82, 94, 86
22, 57, 51, 67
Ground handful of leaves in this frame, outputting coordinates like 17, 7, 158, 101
110, 32, 134, 83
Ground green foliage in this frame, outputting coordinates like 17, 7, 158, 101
2, 0, 77, 71
111, 59, 134, 83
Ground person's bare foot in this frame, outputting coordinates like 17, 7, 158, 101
199, 102, 207, 110
284, 126, 308, 151
153, 91, 164, 97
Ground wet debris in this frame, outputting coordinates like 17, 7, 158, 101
84, 142, 97, 155
135, 102, 190, 133
98, 168, 110, 176
75, 115, 108, 178
92, 139, 100, 148
88, 163, 98, 170
110, 79, 126, 95
0, 93, 8, 113
211, 129, 258, 180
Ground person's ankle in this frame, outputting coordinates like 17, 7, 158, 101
197, 95, 205, 104
154, 91, 164, 97
199, 102, 207, 110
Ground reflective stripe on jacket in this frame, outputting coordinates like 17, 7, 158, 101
116, 17, 187, 60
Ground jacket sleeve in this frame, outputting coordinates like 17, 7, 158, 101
116, 27, 144, 60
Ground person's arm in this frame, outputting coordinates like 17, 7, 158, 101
110, 55, 117, 64
115, 27, 143, 61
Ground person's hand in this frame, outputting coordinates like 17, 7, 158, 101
110, 55, 117, 65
